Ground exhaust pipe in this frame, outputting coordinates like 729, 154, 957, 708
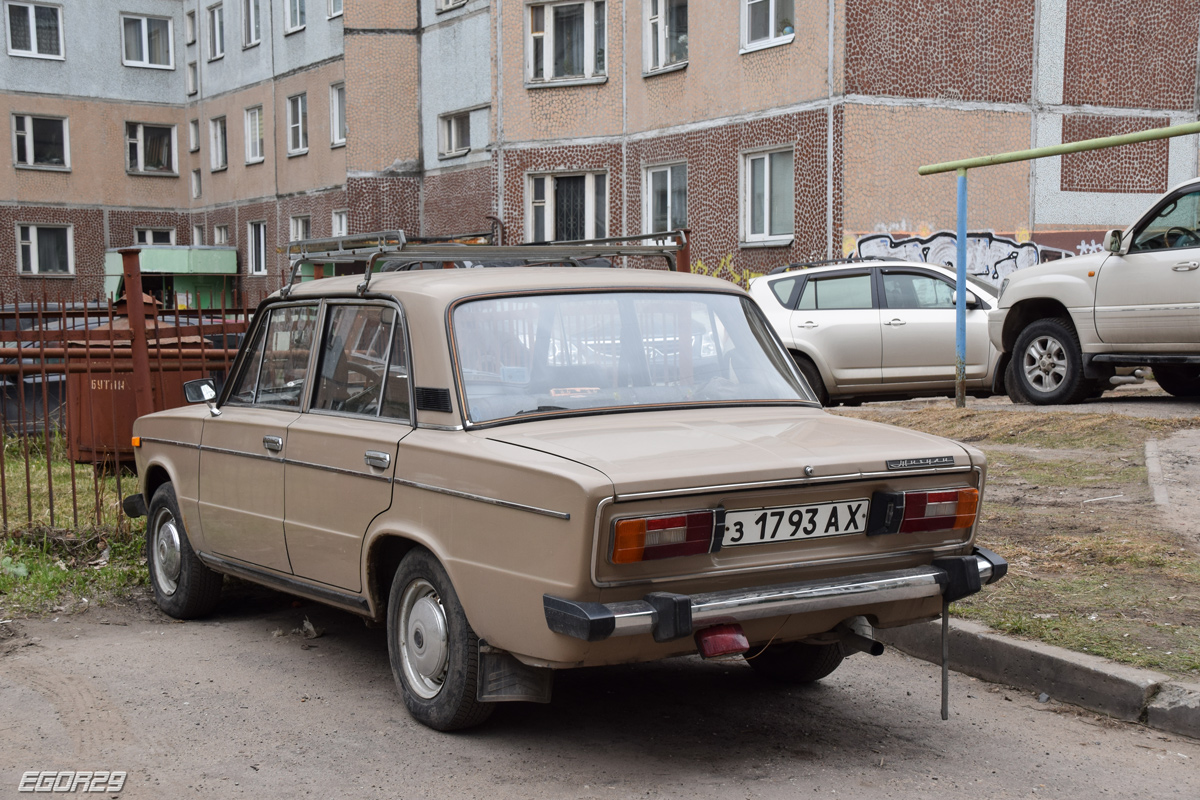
835, 617, 885, 656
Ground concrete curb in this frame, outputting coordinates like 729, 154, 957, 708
877, 619, 1200, 739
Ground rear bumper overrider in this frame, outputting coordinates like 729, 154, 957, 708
544, 547, 1007, 643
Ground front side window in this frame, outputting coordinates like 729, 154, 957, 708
439, 111, 469, 157
207, 3, 224, 59
527, 172, 607, 242
229, 304, 319, 407
126, 122, 176, 174
1131, 190, 1200, 252
741, 0, 794, 50
245, 105, 264, 162
330, 83, 346, 146
453, 291, 814, 424
243, 0, 260, 46
6, 2, 62, 58
527, 1, 606, 83
287, 93, 308, 154
314, 304, 409, 420
135, 228, 174, 245
744, 148, 793, 242
12, 114, 68, 168
122, 14, 173, 68
881, 272, 955, 310
646, 163, 687, 233
17, 223, 72, 275
287, 0, 306, 31
209, 116, 227, 170
290, 215, 310, 242
645, 0, 687, 71
796, 274, 873, 310
248, 220, 267, 273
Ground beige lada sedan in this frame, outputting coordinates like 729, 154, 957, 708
125, 265, 1006, 730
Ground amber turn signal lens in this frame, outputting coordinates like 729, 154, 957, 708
612, 511, 715, 563
131, 436, 141, 448
899, 488, 979, 533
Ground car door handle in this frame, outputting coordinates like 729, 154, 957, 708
798, 321, 819, 329
262, 435, 283, 452
364, 450, 391, 469
1172, 261, 1199, 271
884, 318, 906, 326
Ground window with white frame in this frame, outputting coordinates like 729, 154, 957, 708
213, 224, 229, 244
126, 122, 176, 174
248, 220, 267, 274
330, 83, 346, 146
17, 223, 72, 275
13, 114, 68, 169
646, 163, 686, 233
527, 172, 607, 242
207, 3, 224, 59
244, 105, 264, 163
645, 0, 686, 71
527, 2, 606, 83
5, 2, 62, 58
328, 0, 342, 18
135, 228, 175, 245
438, 111, 469, 157
743, 148, 794, 243
243, 0, 260, 46
209, 116, 227, 170
286, 93, 307, 154
185, 10, 196, 44
436, 0, 466, 10
191, 168, 201, 197
188, 119, 199, 152
286, 0, 305, 31
192, 224, 204, 244
290, 215, 310, 242
741, 0, 794, 50
186, 61, 198, 94
121, 14, 173, 68
331, 209, 348, 237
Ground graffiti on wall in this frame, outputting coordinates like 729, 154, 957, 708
852, 231, 1075, 286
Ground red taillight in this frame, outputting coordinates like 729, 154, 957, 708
900, 488, 979, 533
612, 511, 715, 563
695, 623, 749, 658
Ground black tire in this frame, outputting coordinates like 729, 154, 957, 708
1003, 356, 1030, 404
791, 353, 829, 406
1011, 318, 1091, 405
146, 483, 223, 619
1153, 366, 1200, 397
745, 641, 845, 684
387, 548, 494, 731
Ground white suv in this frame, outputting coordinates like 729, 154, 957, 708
990, 177, 1200, 404
749, 260, 1002, 405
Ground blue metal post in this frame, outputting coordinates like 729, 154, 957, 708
955, 168, 968, 408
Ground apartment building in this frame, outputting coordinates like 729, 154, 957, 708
4, 1, 1196, 301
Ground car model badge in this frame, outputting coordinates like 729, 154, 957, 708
886, 456, 956, 470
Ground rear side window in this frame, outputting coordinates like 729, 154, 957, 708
796, 274, 873, 310
228, 304, 319, 407
768, 276, 798, 307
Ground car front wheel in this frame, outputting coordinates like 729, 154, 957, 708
387, 548, 494, 731
146, 483, 223, 619
1012, 319, 1090, 405
745, 641, 845, 684
1153, 365, 1200, 397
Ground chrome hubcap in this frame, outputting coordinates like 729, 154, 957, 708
152, 509, 182, 596
1023, 335, 1068, 393
398, 579, 448, 699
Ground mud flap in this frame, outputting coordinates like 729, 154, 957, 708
477, 645, 553, 704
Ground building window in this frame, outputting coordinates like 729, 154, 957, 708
209, 116, 227, 170
331, 209, 348, 237
286, 0, 305, 32
329, 83, 346, 146
286, 93, 308, 154
290, 215, 310, 242
186, 61, 198, 94
645, 0, 686, 72
245, 105, 264, 163
191, 168, 201, 198
17, 224, 72, 275
438, 111, 469, 157
207, 3, 224, 59
12, 114, 68, 169
192, 224, 204, 244
741, 0, 793, 51
136, 228, 175, 245
214, 224, 229, 244
646, 163, 686, 233
126, 122, 176, 174
527, 172, 607, 242
743, 148, 793, 243
527, 2, 606, 83
328, 0, 342, 18
188, 119, 199, 152
243, 0, 260, 46
185, 10, 196, 44
248, 220, 267, 274
5, 2, 62, 58
121, 14, 173, 68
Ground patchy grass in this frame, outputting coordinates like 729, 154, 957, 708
0, 529, 147, 615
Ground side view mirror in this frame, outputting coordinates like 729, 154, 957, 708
183, 378, 221, 416
953, 290, 980, 309
1103, 229, 1124, 254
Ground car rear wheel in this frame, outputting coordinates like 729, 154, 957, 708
146, 483, 223, 619
1153, 366, 1200, 397
791, 353, 828, 406
1012, 318, 1090, 405
744, 641, 845, 684
387, 547, 494, 731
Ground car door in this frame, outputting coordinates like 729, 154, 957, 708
198, 303, 319, 574
283, 302, 413, 592
879, 269, 990, 385
1095, 187, 1200, 345
789, 270, 881, 386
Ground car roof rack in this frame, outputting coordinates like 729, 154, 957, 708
767, 256, 887, 275
282, 230, 688, 297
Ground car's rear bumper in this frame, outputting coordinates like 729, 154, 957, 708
544, 547, 1007, 643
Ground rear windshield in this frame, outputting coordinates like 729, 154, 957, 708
452, 291, 816, 424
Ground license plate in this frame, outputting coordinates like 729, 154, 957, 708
723, 499, 870, 547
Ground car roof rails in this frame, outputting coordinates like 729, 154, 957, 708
283, 230, 689, 296
767, 255, 887, 275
